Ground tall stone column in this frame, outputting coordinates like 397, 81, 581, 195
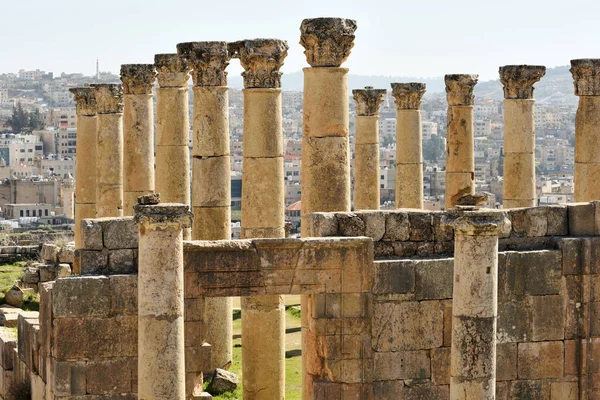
352, 86, 386, 210
69, 87, 97, 248
134, 194, 193, 400
500, 65, 545, 208
230, 38, 288, 400
391, 82, 426, 209
93, 84, 124, 218
570, 59, 600, 201
445, 74, 478, 209
61, 177, 75, 219
155, 54, 191, 237
177, 41, 233, 374
299, 17, 357, 398
445, 208, 509, 400
120, 64, 156, 216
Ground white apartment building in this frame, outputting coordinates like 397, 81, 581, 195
422, 121, 438, 140
46, 108, 77, 128
0, 134, 44, 166
379, 118, 396, 136
40, 156, 75, 177
475, 119, 492, 136
18, 69, 45, 80
56, 127, 76, 155
474, 100, 500, 119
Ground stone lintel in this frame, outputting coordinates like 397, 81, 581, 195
299, 17, 357, 68
352, 86, 386, 116
229, 38, 288, 89
177, 41, 230, 87
120, 64, 156, 95
570, 59, 600, 96
499, 65, 546, 99
443, 207, 510, 236
69, 87, 97, 116
445, 74, 479, 106
391, 82, 426, 110
154, 54, 191, 88
134, 202, 193, 228
91, 84, 123, 114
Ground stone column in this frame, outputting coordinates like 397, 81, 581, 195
155, 54, 191, 237
391, 82, 426, 209
61, 177, 75, 219
352, 86, 386, 210
230, 38, 288, 400
69, 87, 97, 248
299, 17, 357, 398
93, 84, 124, 218
134, 194, 193, 400
120, 64, 156, 216
570, 59, 600, 202
177, 41, 233, 374
445, 74, 478, 209
445, 208, 509, 400
499, 65, 545, 208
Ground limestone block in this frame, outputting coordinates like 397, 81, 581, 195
242, 89, 283, 157
404, 382, 449, 399
431, 347, 450, 385
395, 163, 424, 209
408, 211, 433, 241
30, 372, 45, 400
414, 258, 453, 300
73, 249, 108, 276
207, 368, 239, 395
546, 205, 568, 236
355, 115, 379, 145
155, 87, 190, 146
0, 369, 12, 399
508, 207, 547, 237
446, 105, 474, 173
75, 203, 97, 249
372, 260, 415, 294
392, 242, 417, 257
108, 249, 136, 274
444, 171, 474, 209
41, 244, 58, 263
531, 294, 564, 341
86, 359, 132, 394
355, 211, 385, 241
575, 163, 600, 202
432, 212, 454, 242
503, 153, 535, 205
372, 380, 404, 399
497, 300, 532, 343
384, 212, 410, 241
81, 219, 103, 250
53, 360, 86, 396
517, 341, 564, 379
336, 213, 366, 236
97, 217, 138, 250
109, 274, 137, 315
568, 202, 595, 236
193, 87, 229, 157
192, 156, 231, 207
510, 380, 551, 399
23, 267, 39, 284
155, 145, 191, 205
192, 206, 231, 241
442, 300, 452, 347
309, 213, 338, 237
558, 238, 582, 275
354, 143, 380, 210
0, 328, 17, 370
5, 287, 23, 308
504, 250, 562, 296
551, 382, 578, 400
503, 99, 535, 154
373, 350, 430, 381
496, 342, 517, 381
303, 67, 349, 138
396, 110, 422, 164
57, 245, 75, 264
53, 276, 110, 317
241, 157, 284, 229
57, 264, 71, 278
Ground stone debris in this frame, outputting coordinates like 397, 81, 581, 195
207, 368, 239, 395
4, 286, 23, 308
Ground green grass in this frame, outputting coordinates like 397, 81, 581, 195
206, 307, 302, 399
0, 262, 39, 311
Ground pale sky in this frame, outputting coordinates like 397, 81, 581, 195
3, 0, 599, 81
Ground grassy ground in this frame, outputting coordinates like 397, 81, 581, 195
207, 298, 303, 399
0, 262, 39, 311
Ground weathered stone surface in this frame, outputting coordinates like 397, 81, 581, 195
497, 300, 531, 343
98, 217, 138, 249
391, 82, 426, 110
503, 250, 562, 296
570, 59, 600, 96
177, 41, 230, 88
5, 286, 23, 308
414, 259, 453, 300
509, 207, 548, 237
108, 249, 136, 274
309, 213, 338, 237
155, 53, 190, 87
0, 328, 17, 370
120, 64, 156, 95
229, 39, 288, 89
74, 249, 108, 275
373, 350, 430, 380
93, 83, 124, 114
357, 211, 386, 241
384, 212, 410, 241
551, 381, 578, 400
408, 212, 433, 241
81, 219, 103, 250
23, 267, 39, 284
496, 343, 517, 381
299, 17, 357, 67
404, 381, 449, 400
58, 244, 75, 264
70, 87, 97, 116
353, 87, 386, 116
110, 275, 137, 316
336, 213, 366, 236
559, 238, 582, 275
531, 294, 564, 341
41, 243, 59, 263
373, 260, 415, 294
372, 380, 404, 399
568, 202, 595, 236
517, 341, 564, 379
546, 205, 568, 236
431, 347, 450, 385
207, 368, 238, 395
510, 380, 550, 399
499, 65, 546, 99
445, 74, 478, 106
86, 358, 133, 394
53, 276, 110, 317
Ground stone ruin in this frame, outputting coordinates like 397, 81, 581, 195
0, 16, 599, 400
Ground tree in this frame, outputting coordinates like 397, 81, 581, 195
423, 134, 445, 162
28, 108, 44, 131
8, 102, 28, 134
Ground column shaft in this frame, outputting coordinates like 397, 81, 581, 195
354, 116, 380, 210
575, 96, 600, 201
446, 106, 475, 209
396, 110, 423, 208
96, 114, 123, 217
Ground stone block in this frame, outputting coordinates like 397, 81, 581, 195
431, 347, 450, 385
86, 359, 132, 394
108, 249, 136, 274
98, 217, 138, 249
568, 202, 595, 236
57, 245, 75, 264
41, 243, 59, 263
403, 382, 449, 400
414, 258, 453, 300
510, 380, 550, 399
551, 381, 578, 400
509, 207, 548, 237
559, 238, 582, 275
372, 380, 404, 400
531, 294, 564, 341
517, 341, 564, 379
336, 213, 366, 237
30, 372, 45, 400
373, 301, 443, 351
0, 328, 17, 370
497, 300, 531, 343
442, 300, 452, 347
546, 205, 568, 236
384, 212, 410, 241
53, 360, 87, 396
356, 211, 386, 241
53, 276, 110, 317
81, 219, 103, 250
39, 264, 61, 282
74, 249, 108, 275
374, 241, 394, 258
505, 251, 561, 296
408, 211, 433, 241
23, 267, 39, 284
372, 260, 414, 294
432, 212, 453, 242
496, 381, 509, 400
110, 275, 138, 316
496, 343, 517, 381
309, 213, 338, 237
373, 350, 430, 381
392, 242, 417, 257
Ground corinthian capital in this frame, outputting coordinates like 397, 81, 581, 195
177, 41, 230, 87
499, 65, 545, 99
92, 84, 123, 114
300, 18, 357, 68
154, 54, 191, 88
229, 39, 288, 89
120, 64, 156, 95
391, 83, 426, 110
352, 86, 386, 116
445, 74, 479, 106
69, 87, 97, 116
570, 59, 600, 96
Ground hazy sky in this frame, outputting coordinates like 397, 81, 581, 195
3, 0, 600, 81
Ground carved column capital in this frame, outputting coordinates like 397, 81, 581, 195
69, 87, 97, 116
352, 86, 386, 116
445, 74, 479, 106
177, 41, 230, 87
391, 82, 426, 110
229, 39, 288, 89
299, 17, 357, 67
154, 54, 191, 88
92, 84, 123, 114
443, 208, 511, 236
499, 65, 545, 99
570, 59, 600, 96
120, 64, 156, 95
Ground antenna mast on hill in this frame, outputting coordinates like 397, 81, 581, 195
96, 59, 100, 82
